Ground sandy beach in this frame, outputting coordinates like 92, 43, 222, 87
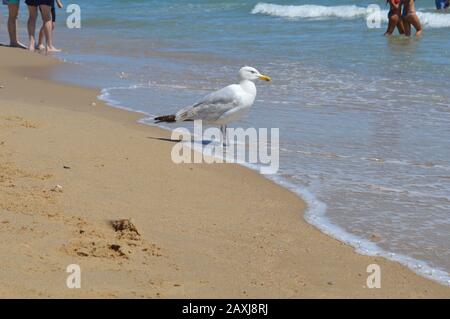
0, 46, 449, 298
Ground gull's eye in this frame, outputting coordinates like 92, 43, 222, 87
250, 70, 256, 74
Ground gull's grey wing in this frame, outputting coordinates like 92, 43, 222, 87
175, 85, 241, 122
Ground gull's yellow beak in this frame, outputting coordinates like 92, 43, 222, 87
259, 74, 271, 82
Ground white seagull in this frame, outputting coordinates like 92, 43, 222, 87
154, 66, 271, 145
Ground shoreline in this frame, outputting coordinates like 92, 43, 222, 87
0, 46, 449, 298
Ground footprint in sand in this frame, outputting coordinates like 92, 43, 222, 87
61, 218, 162, 260
0, 115, 39, 129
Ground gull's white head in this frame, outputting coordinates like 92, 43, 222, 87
239, 66, 271, 82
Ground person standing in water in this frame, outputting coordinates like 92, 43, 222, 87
435, 0, 450, 10
2, 0, 27, 48
401, 0, 423, 37
37, 0, 63, 51
384, 0, 405, 36
25, 0, 60, 52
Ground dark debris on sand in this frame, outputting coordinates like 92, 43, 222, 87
111, 219, 141, 241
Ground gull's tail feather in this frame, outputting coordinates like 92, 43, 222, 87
154, 114, 176, 123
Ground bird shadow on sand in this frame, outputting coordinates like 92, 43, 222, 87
147, 137, 181, 143
147, 136, 215, 146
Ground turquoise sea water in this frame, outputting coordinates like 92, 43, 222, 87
2, 0, 450, 284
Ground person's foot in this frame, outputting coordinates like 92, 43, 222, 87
416, 30, 423, 37
10, 42, 27, 49
28, 40, 36, 52
36, 44, 45, 51
46, 46, 61, 53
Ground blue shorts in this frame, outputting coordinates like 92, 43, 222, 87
3, 0, 20, 5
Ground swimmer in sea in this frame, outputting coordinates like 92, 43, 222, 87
435, 0, 450, 10
401, 0, 423, 37
384, 0, 405, 36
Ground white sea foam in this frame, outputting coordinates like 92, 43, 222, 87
418, 12, 450, 28
251, 3, 372, 19
98, 86, 151, 116
252, 3, 450, 28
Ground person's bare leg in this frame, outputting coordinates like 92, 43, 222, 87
45, 21, 57, 50
38, 20, 55, 50
40, 5, 60, 53
384, 15, 398, 36
27, 5, 38, 51
8, 4, 26, 48
397, 18, 405, 35
409, 14, 423, 37
37, 23, 45, 50
403, 18, 411, 37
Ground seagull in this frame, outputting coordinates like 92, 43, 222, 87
154, 66, 271, 146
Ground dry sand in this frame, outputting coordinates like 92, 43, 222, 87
0, 47, 449, 298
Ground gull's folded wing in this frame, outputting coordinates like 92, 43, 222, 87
176, 85, 241, 123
